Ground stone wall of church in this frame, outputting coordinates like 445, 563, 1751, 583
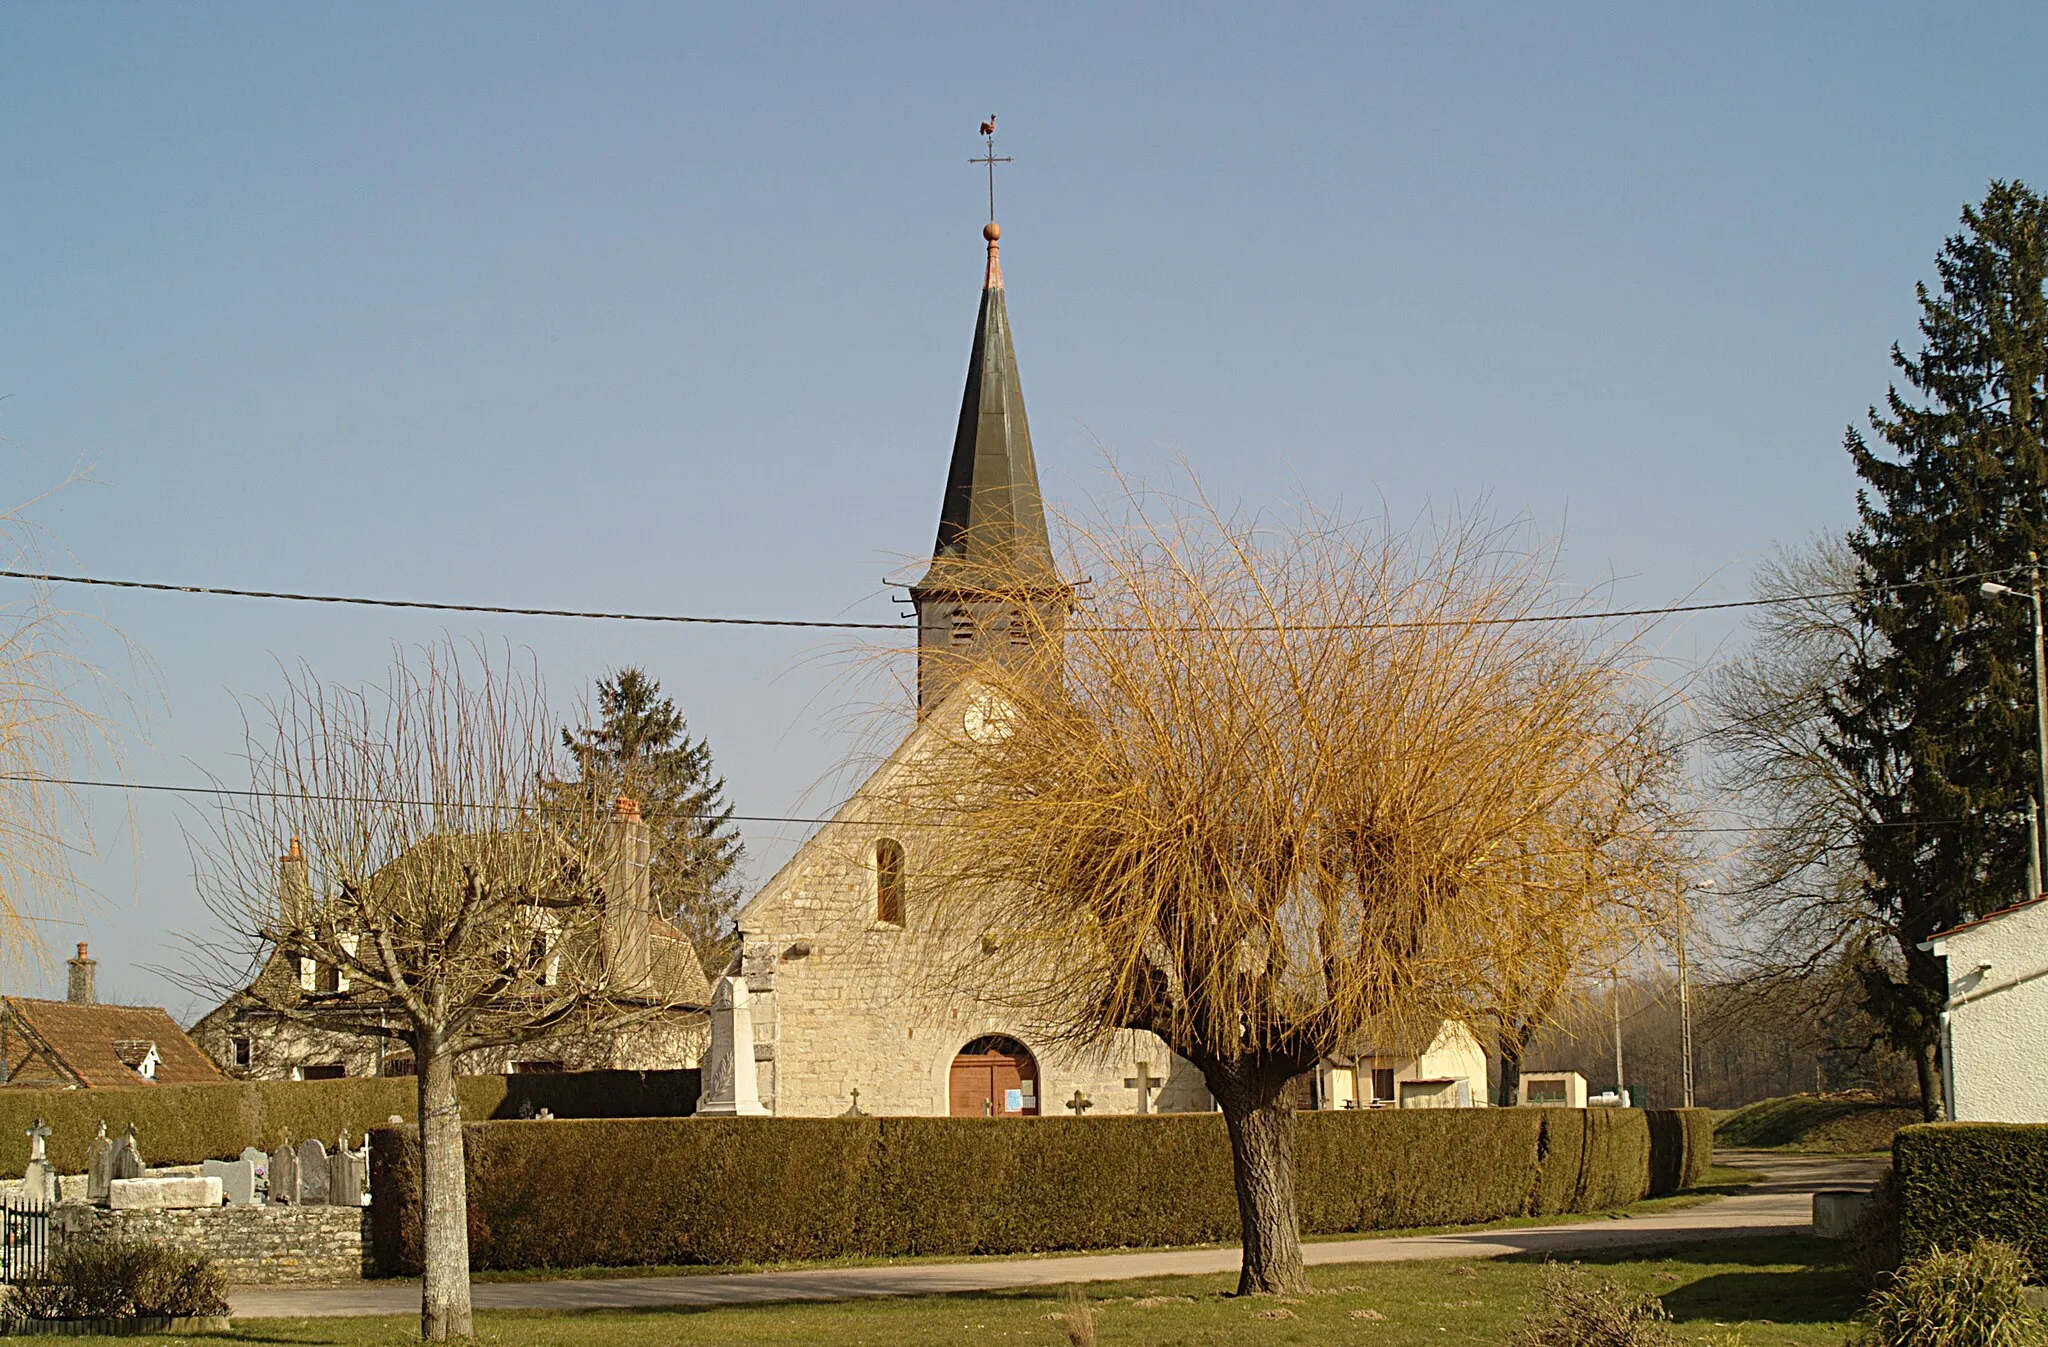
192, 1009, 707, 1082
738, 744, 1211, 1119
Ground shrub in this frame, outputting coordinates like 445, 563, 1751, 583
1506, 1262, 1676, 1347
1853, 1241, 2046, 1347
8, 1240, 231, 1321
1852, 1169, 1904, 1292
1895, 1124, 2048, 1269
370, 1107, 1712, 1274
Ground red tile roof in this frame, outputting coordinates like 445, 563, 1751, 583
1926, 894, 2048, 944
3, 998, 225, 1088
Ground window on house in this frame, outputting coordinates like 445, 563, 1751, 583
381, 1054, 417, 1078
950, 609, 976, 646
300, 1063, 346, 1081
1371, 1067, 1396, 1103
315, 962, 342, 995
1008, 606, 1030, 648
875, 837, 906, 925
512, 1060, 565, 1074
232, 1038, 252, 1069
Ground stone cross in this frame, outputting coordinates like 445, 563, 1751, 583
1065, 1090, 1093, 1116
86, 1122, 114, 1204
21, 1119, 54, 1204
112, 1124, 144, 1180
1123, 1061, 1164, 1115
297, 1137, 331, 1205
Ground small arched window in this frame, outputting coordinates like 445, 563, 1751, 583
875, 837, 906, 926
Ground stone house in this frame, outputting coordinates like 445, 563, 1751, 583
704, 221, 1214, 1120
2, 944, 224, 1089
192, 803, 711, 1080
1923, 894, 2048, 1122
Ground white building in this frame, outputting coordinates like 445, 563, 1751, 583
1305, 1020, 1490, 1110
1922, 895, 2048, 1123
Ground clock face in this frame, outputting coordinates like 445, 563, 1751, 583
963, 693, 1016, 744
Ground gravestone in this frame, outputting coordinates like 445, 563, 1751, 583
328, 1133, 367, 1208
267, 1136, 300, 1205
85, 1122, 114, 1204
239, 1146, 269, 1201
20, 1119, 54, 1204
111, 1125, 144, 1181
297, 1137, 330, 1205
201, 1158, 257, 1206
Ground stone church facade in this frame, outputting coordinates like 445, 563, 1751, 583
704, 221, 1213, 1119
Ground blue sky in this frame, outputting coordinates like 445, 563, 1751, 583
3, 3, 2044, 1012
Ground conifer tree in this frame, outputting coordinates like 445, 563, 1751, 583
1834, 180, 2048, 1118
561, 669, 745, 976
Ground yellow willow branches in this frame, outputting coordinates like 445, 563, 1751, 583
875, 492, 1690, 1065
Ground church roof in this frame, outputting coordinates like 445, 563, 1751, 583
914, 222, 1059, 595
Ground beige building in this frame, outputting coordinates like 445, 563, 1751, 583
1924, 894, 2048, 1123
706, 221, 1213, 1120
1304, 1020, 1491, 1111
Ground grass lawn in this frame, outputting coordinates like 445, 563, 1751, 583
200, 1236, 1860, 1346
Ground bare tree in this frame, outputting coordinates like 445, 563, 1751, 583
195, 643, 670, 1341
881, 492, 1686, 1295
0, 492, 134, 971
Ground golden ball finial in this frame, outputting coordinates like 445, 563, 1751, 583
983, 221, 1001, 242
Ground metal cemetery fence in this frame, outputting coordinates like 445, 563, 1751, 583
0, 1198, 48, 1282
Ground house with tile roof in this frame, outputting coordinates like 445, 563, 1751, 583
0, 944, 224, 1089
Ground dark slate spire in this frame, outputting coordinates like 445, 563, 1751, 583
910, 222, 1067, 711
916, 222, 1057, 592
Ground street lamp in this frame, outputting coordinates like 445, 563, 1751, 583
1980, 554, 2048, 895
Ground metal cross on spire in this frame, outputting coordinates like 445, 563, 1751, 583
971, 115, 1012, 223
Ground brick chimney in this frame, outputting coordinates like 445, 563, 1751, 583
67, 942, 96, 1005
601, 797, 654, 994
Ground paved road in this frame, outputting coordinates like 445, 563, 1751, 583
231, 1150, 1884, 1319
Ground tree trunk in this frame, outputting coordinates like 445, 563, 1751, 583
1498, 1033, 1524, 1108
1208, 1062, 1307, 1296
1913, 1038, 1943, 1123
417, 1039, 473, 1340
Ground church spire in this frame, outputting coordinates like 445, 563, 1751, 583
917, 221, 1056, 591
910, 220, 1066, 711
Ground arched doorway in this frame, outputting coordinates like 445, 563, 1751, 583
948, 1035, 1040, 1116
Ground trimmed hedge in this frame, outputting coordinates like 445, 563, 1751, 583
370, 1107, 1712, 1274
1894, 1122, 2048, 1267
0, 1070, 699, 1179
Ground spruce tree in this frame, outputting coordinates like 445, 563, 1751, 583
1833, 180, 2048, 1117
562, 668, 745, 977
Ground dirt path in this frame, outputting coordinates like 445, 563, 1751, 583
230, 1149, 1885, 1318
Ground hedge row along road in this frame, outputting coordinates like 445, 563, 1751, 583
236, 1150, 1882, 1319
368, 1109, 1715, 1274
0, 1071, 700, 1178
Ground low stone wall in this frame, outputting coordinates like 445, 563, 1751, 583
51, 1203, 368, 1284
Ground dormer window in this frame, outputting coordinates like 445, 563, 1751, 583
114, 1039, 159, 1082
875, 838, 906, 926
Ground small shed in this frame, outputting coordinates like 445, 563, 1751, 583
1517, 1070, 1589, 1108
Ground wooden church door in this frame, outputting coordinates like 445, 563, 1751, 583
947, 1037, 1040, 1116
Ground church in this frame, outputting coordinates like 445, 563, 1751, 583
699, 220, 1216, 1119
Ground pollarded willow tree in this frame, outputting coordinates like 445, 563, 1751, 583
195, 642, 674, 1341
881, 493, 1688, 1295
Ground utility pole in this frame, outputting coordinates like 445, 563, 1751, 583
1979, 556, 2048, 890
1611, 972, 1626, 1106
1676, 879, 1713, 1111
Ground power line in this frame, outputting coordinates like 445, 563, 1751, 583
0, 769, 1979, 835
0, 563, 2029, 635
